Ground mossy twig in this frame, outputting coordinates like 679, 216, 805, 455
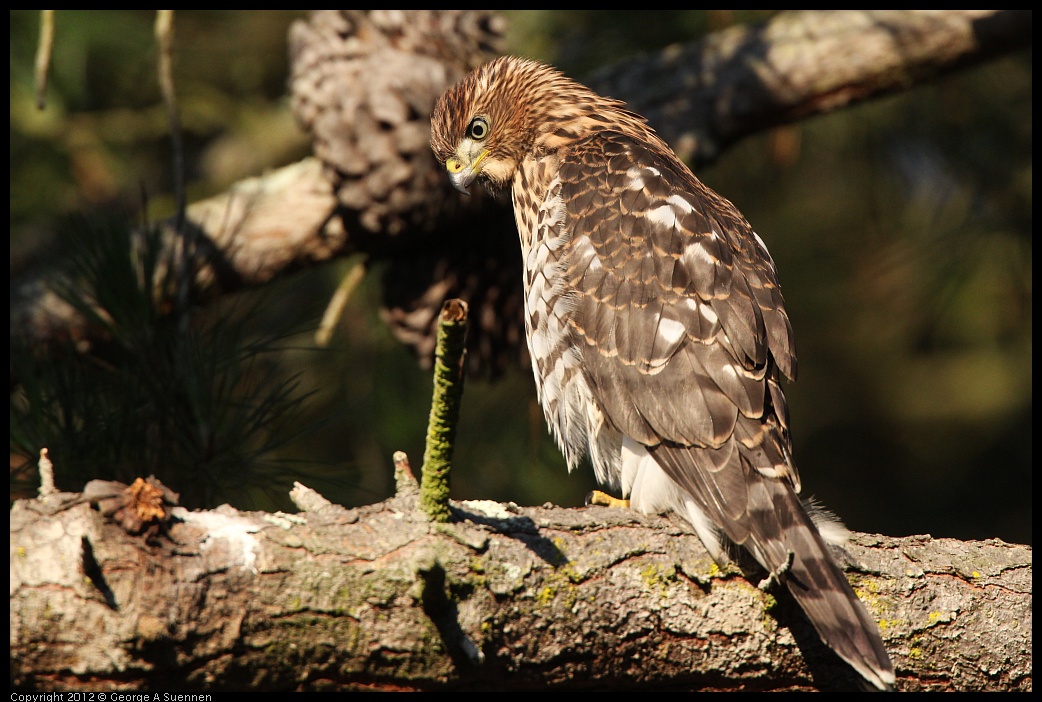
420, 299, 468, 522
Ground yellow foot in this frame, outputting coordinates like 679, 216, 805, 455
585, 490, 631, 509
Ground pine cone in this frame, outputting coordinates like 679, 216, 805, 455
289, 9, 506, 236
289, 10, 526, 377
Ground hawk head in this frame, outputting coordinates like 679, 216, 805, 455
430, 56, 542, 193
431, 56, 631, 194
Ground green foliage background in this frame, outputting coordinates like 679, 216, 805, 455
9, 11, 1031, 545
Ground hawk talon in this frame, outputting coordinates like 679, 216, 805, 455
758, 550, 796, 591
585, 490, 630, 509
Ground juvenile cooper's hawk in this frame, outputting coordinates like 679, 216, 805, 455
431, 56, 895, 690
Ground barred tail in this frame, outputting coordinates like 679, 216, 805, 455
650, 442, 895, 690
751, 478, 896, 690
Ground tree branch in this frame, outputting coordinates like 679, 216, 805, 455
585, 9, 1032, 166
10, 483, 1031, 691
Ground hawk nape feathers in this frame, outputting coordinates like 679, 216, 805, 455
431, 56, 895, 690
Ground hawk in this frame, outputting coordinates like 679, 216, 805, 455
431, 56, 895, 690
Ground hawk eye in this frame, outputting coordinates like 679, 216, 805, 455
467, 117, 489, 141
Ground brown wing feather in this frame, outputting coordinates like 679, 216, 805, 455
559, 130, 894, 689
560, 131, 794, 452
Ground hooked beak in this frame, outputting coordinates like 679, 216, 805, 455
445, 150, 488, 195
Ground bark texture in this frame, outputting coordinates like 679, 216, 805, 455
586, 10, 1033, 166
10, 482, 1032, 691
